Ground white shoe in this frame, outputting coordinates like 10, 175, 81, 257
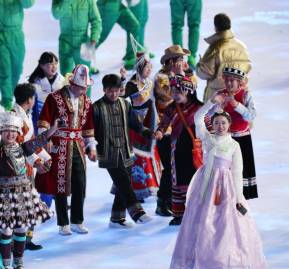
71, 223, 89, 234
109, 220, 134, 229
136, 214, 152, 224
59, 225, 72, 236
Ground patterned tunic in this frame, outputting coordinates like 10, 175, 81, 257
0, 133, 52, 230
35, 86, 94, 195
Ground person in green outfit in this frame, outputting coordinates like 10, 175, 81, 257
170, 0, 202, 69
96, 0, 140, 70
124, 0, 154, 63
52, 0, 102, 77
0, 0, 35, 111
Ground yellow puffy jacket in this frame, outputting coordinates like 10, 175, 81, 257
196, 30, 251, 102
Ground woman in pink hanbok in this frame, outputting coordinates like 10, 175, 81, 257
169, 95, 267, 269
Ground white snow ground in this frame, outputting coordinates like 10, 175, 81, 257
18, 0, 289, 268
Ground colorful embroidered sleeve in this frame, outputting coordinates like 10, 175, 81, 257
22, 131, 50, 157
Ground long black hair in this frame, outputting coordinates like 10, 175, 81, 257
188, 89, 203, 106
28, 52, 58, 83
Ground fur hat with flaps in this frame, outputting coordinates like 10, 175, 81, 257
160, 45, 191, 65
0, 112, 23, 133
69, 64, 92, 87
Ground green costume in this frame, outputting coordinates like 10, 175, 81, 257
52, 0, 102, 76
125, 0, 148, 60
0, 0, 35, 110
170, 0, 202, 67
96, 0, 139, 69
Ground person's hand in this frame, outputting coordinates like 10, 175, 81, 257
47, 119, 60, 138
211, 93, 225, 105
153, 130, 163, 140
174, 61, 185, 75
182, 61, 190, 71
120, 67, 127, 79
87, 149, 97, 162
35, 159, 51, 174
225, 95, 238, 108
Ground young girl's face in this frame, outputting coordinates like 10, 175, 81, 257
141, 62, 152, 79
212, 115, 230, 136
1, 129, 18, 144
223, 75, 241, 93
40, 58, 58, 78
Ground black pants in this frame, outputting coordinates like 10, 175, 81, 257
156, 135, 172, 202
233, 134, 258, 199
107, 156, 138, 212
55, 144, 86, 226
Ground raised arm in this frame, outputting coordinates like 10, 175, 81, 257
22, 122, 58, 157
194, 100, 215, 140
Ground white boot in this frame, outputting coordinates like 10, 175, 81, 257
70, 223, 89, 234
59, 225, 72, 236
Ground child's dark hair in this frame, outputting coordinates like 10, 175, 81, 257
214, 13, 231, 32
102, 74, 122, 89
211, 111, 232, 124
28, 52, 58, 83
14, 83, 36, 105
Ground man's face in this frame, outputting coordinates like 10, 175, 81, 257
104, 87, 121, 102
70, 84, 87, 97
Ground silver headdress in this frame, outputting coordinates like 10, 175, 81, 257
0, 112, 23, 132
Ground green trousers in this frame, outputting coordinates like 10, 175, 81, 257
170, 0, 202, 58
0, 29, 25, 110
97, 0, 139, 61
58, 35, 92, 96
125, 0, 148, 59
59, 35, 91, 77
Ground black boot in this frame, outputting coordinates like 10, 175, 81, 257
169, 216, 183, 226
155, 198, 172, 217
25, 230, 43, 251
25, 241, 43, 251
